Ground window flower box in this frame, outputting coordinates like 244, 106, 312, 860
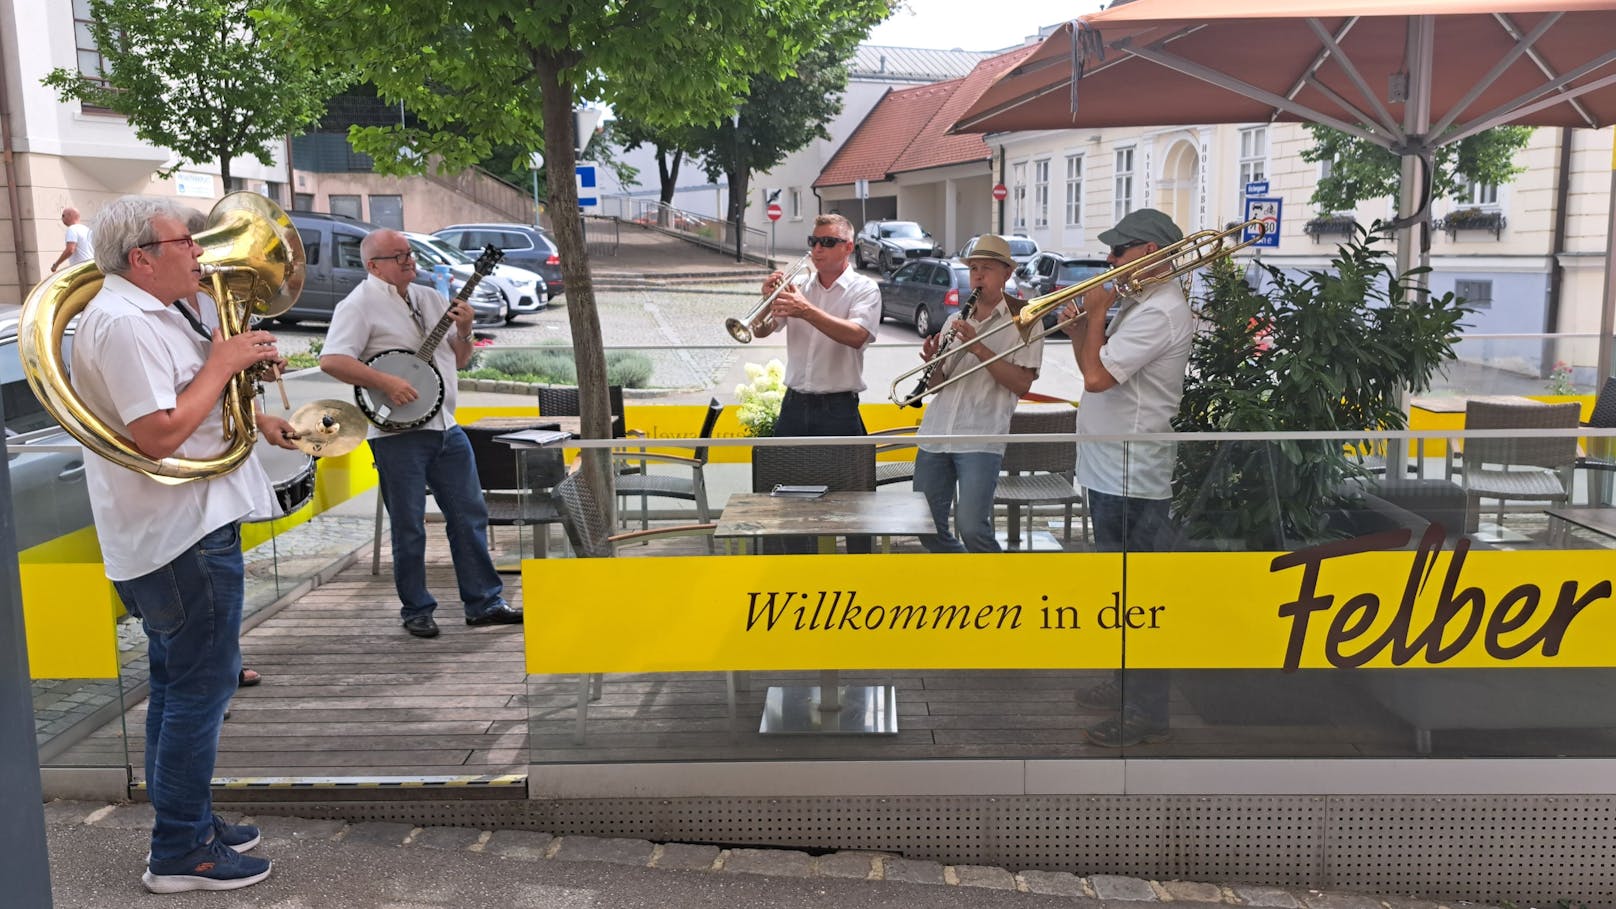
1438, 207, 1506, 239
1303, 215, 1358, 242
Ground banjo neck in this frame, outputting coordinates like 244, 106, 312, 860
414, 270, 487, 360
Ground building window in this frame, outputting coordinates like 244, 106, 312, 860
1064, 154, 1084, 227
329, 195, 362, 220
71, 0, 112, 109
294, 193, 316, 212
369, 195, 403, 228
1113, 147, 1135, 223
1239, 126, 1268, 190
1454, 279, 1493, 310
789, 188, 802, 219
1464, 180, 1500, 207
1032, 158, 1050, 229
1011, 161, 1027, 232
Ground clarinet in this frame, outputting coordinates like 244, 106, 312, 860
902, 286, 981, 408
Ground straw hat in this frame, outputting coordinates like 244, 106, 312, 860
963, 234, 1015, 268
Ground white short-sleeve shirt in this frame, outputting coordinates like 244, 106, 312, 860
70, 275, 277, 581
1075, 279, 1193, 500
65, 223, 95, 266
917, 298, 1043, 455
778, 266, 881, 394
323, 274, 460, 439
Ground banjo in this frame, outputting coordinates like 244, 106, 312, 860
355, 244, 503, 431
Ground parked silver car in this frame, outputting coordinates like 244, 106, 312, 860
1, 305, 95, 551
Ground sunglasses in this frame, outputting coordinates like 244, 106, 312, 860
1109, 239, 1149, 258
806, 235, 845, 249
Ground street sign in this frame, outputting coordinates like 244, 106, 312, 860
1244, 180, 1270, 197
854, 178, 869, 200
575, 164, 597, 209
766, 202, 782, 222
1243, 196, 1282, 248
992, 183, 1008, 201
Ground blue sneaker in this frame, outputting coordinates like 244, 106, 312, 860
145, 815, 258, 863
142, 838, 271, 893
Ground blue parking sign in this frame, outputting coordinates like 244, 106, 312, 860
1243, 196, 1281, 248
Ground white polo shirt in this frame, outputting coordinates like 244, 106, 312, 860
778, 266, 881, 394
323, 274, 460, 439
70, 275, 276, 581
1075, 279, 1193, 500
917, 298, 1043, 455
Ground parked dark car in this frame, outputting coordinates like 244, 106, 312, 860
1014, 254, 1112, 331
855, 220, 942, 274
877, 258, 974, 337
2, 305, 95, 551
434, 223, 564, 299
283, 212, 506, 326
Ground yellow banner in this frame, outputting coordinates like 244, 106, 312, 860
523, 537, 1615, 674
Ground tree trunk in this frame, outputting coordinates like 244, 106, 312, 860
534, 51, 613, 506
221, 155, 231, 188
656, 148, 681, 206
726, 168, 749, 227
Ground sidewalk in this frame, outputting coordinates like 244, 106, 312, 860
45, 801, 1486, 909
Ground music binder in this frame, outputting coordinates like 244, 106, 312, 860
493, 428, 574, 448
770, 484, 829, 498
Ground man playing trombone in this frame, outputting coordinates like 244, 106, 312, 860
912, 235, 1040, 552
1058, 208, 1192, 748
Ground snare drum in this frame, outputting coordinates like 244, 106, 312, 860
248, 434, 316, 522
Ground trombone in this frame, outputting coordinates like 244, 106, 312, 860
726, 251, 815, 343
888, 219, 1267, 407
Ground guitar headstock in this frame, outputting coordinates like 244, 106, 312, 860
473, 244, 504, 275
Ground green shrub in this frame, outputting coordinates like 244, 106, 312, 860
455, 346, 656, 389
606, 352, 654, 388
284, 338, 322, 371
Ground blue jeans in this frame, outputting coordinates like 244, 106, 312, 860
370, 426, 504, 621
113, 522, 243, 864
1088, 489, 1174, 726
913, 449, 1004, 553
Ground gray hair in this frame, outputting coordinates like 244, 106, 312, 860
91, 196, 194, 276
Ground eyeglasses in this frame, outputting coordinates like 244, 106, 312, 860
806, 235, 845, 249
368, 251, 416, 265
1109, 239, 1148, 258
137, 236, 197, 250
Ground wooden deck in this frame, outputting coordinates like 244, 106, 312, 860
51, 517, 1616, 780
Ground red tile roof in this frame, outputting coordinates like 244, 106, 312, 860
815, 45, 1038, 189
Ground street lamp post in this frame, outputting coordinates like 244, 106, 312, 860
733, 113, 744, 263
528, 152, 544, 227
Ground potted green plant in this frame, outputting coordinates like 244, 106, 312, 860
1172, 225, 1473, 549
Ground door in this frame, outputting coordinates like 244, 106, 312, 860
290, 227, 330, 319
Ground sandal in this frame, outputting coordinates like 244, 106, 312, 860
237, 668, 262, 688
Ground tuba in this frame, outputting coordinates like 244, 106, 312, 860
18, 192, 305, 483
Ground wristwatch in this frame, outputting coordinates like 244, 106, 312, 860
456, 331, 473, 343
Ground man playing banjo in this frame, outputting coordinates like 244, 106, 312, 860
320, 229, 522, 638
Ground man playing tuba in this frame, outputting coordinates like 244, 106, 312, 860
67, 196, 295, 893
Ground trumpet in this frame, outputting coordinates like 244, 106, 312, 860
888, 219, 1267, 407
726, 251, 814, 343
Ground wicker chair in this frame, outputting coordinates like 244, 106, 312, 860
1458, 400, 1581, 533
464, 423, 566, 557
536, 384, 625, 439
993, 405, 1086, 547
1576, 376, 1616, 506
551, 466, 724, 742
750, 443, 876, 554
614, 398, 723, 536
870, 426, 920, 488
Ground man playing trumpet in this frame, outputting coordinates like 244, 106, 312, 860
912, 235, 1040, 552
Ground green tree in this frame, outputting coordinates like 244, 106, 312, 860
1300, 124, 1533, 213
263, 0, 892, 496
688, 25, 885, 225
610, 115, 704, 209
43, 0, 337, 185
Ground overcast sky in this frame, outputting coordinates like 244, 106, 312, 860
864, 0, 1110, 52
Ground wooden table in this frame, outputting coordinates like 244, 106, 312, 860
469, 415, 583, 436
1546, 506, 1616, 546
715, 490, 936, 736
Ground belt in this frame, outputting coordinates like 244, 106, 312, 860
785, 388, 858, 399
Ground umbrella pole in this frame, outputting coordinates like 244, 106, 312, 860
1389, 15, 1436, 480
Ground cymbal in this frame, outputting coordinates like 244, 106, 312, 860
287, 399, 367, 458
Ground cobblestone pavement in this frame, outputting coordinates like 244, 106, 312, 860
45, 800, 1500, 909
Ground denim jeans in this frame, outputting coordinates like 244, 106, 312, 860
913, 449, 1004, 553
370, 426, 504, 620
1088, 489, 1174, 726
773, 389, 865, 438
113, 522, 243, 864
